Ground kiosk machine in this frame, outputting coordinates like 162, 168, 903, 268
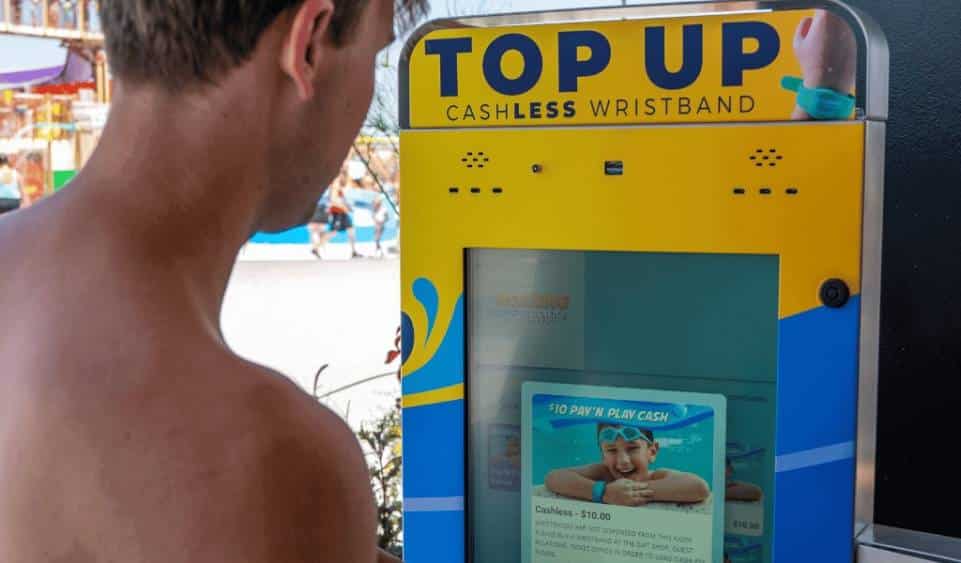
399, 2, 888, 562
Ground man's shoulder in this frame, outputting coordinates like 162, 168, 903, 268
224, 357, 359, 458
209, 357, 376, 546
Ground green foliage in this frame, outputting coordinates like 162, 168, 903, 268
357, 401, 404, 555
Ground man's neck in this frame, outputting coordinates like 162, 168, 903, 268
64, 82, 271, 334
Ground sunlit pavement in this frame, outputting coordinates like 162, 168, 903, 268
223, 251, 401, 431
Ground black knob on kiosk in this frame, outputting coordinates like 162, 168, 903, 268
819, 279, 850, 309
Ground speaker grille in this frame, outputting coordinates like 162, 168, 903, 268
749, 148, 784, 168
461, 151, 490, 169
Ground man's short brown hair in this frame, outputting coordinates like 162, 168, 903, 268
101, 0, 427, 88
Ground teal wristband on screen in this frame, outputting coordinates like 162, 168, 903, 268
781, 76, 855, 120
592, 481, 607, 503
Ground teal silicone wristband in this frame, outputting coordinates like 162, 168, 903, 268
592, 480, 607, 503
781, 76, 855, 120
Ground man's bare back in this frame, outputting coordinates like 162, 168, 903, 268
0, 199, 375, 562
0, 0, 417, 560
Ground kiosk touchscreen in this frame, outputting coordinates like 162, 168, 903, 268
398, 3, 888, 563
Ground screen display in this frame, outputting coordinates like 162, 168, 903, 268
467, 250, 779, 563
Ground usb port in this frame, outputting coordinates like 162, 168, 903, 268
604, 161, 624, 176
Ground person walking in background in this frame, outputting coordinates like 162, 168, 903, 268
372, 170, 399, 257
361, 174, 377, 191
318, 175, 361, 259
307, 192, 330, 259
308, 167, 348, 259
17, 152, 46, 208
372, 189, 388, 257
0, 154, 21, 215
386, 170, 400, 256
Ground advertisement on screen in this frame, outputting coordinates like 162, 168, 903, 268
521, 383, 727, 563
466, 249, 778, 563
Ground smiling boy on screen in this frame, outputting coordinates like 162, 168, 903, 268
545, 424, 710, 506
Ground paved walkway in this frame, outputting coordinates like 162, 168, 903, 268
223, 255, 401, 430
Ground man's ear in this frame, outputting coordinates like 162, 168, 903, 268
281, 0, 335, 101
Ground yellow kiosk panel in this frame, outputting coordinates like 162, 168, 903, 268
400, 5, 886, 563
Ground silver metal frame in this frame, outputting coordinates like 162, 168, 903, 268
858, 544, 938, 563
859, 525, 961, 562
856, 120, 885, 538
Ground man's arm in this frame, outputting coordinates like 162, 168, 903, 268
249, 371, 381, 562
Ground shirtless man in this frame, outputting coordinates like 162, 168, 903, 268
0, 1, 424, 561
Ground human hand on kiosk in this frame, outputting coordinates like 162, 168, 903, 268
785, 9, 858, 120
602, 478, 656, 507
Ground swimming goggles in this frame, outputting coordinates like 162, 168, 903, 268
598, 426, 652, 446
